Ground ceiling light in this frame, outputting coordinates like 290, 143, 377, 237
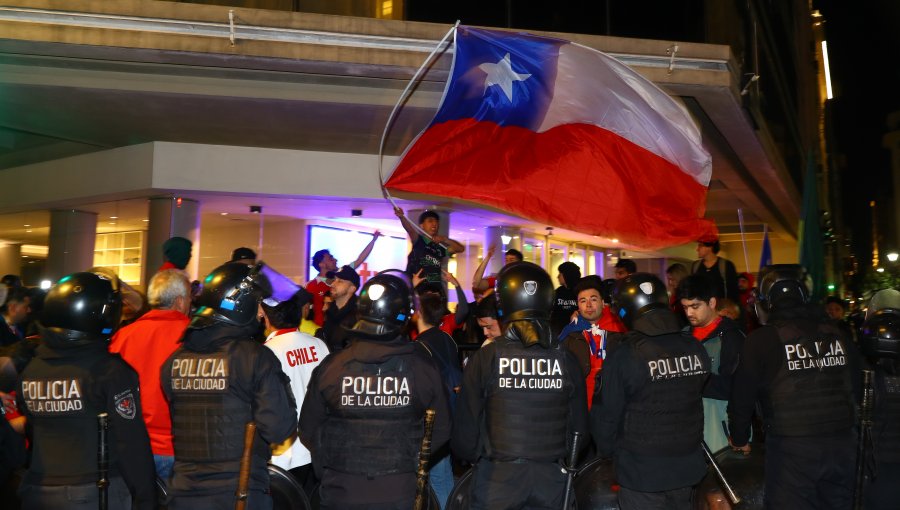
142, 219, 149, 222
25, 230, 32, 233
109, 216, 118, 219
23, 224, 30, 227
611, 239, 619, 244
220, 212, 229, 216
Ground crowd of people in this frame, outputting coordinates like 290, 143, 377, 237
0, 213, 896, 510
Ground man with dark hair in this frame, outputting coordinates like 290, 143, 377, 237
415, 291, 462, 508
1, 286, 30, 346
558, 276, 626, 408
306, 231, 381, 327
394, 207, 464, 291
230, 247, 256, 265
550, 261, 581, 339
317, 265, 360, 353
472, 246, 525, 295
261, 291, 328, 496
676, 274, 745, 452
593, 273, 710, 510
691, 235, 739, 301
729, 265, 857, 509
474, 298, 501, 345
110, 269, 192, 479
614, 259, 637, 280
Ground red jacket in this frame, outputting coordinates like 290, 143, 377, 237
110, 309, 189, 456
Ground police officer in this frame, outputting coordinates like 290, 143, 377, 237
299, 270, 450, 510
858, 289, 900, 510
452, 261, 588, 509
161, 262, 297, 509
729, 264, 857, 509
17, 271, 156, 509
591, 273, 710, 510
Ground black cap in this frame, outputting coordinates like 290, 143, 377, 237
231, 247, 257, 262
327, 265, 361, 289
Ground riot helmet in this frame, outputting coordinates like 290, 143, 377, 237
755, 264, 811, 324
41, 271, 122, 341
860, 289, 900, 359
192, 262, 272, 328
611, 272, 668, 330
353, 270, 414, 337
599, 278, 618, 304
495, 262, 554, 324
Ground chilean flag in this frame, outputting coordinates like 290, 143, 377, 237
385, 26, 717, 249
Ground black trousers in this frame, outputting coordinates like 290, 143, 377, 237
19, 476, 131, 510
617, 486, 692, 510
865, 461, 900, 510
764, 432, 855, 510
469, 459, 567, 510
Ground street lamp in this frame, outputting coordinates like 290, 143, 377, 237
888, 252, 899, 263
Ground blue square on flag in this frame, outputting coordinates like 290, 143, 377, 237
432, 27, 562, 130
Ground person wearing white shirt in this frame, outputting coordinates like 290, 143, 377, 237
261, 289, 329, 497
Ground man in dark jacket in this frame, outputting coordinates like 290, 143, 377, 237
453, 262, 588, 509
729, 265, 858, 510
161, 262, 298, 509
592, 273, 710, 510
300, 271, 450, 510
677, 274, 745, 452
550, 261, 581, 339
17, 271, 157, 509
317, 265, 360, 353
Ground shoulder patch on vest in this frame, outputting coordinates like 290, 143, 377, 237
114, 389, 137, 420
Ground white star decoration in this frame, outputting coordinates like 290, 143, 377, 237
478, 53, 531, 102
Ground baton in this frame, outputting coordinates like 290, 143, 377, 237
854, 369, 874, 510
235, 422, 256, 510
414, 409, 437, 510
561, 431, 583, 510
98, 412, 109, 510
702, 440, 741, 506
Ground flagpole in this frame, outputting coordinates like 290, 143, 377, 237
377, 21, 459, 209
737, 208, 750, 273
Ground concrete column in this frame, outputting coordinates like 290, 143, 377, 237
144, 197, 200, 283
484, 226, 523, 275
0, 244, 22, 278
47, 210, 97, 281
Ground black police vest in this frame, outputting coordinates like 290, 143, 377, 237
19, 352, 112, 484
761, 322, 855, 437
876, 374, 900, 463
168, 345, 252, 462
319, 356, 422, 476
485, 339, 570, 461
621, 332, 709, 456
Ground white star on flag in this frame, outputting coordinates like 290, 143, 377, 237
478, 53, 532, 102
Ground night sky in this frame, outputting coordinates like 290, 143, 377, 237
816, 0, 900, 268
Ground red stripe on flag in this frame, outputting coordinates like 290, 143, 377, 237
386, 118, 715, 249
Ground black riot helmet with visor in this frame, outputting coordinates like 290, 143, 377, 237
611, 272, 669, 330
192, 262, 272, 328
353, 270, 414, 338
754, 264, 812, 325
861, 289, 900, 359
40, 271, 123, 342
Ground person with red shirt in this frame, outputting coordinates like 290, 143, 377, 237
306, 231, 382, 327
676, 274, 745, 452
559, 276, 626, 408
109, 269, 192, 480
